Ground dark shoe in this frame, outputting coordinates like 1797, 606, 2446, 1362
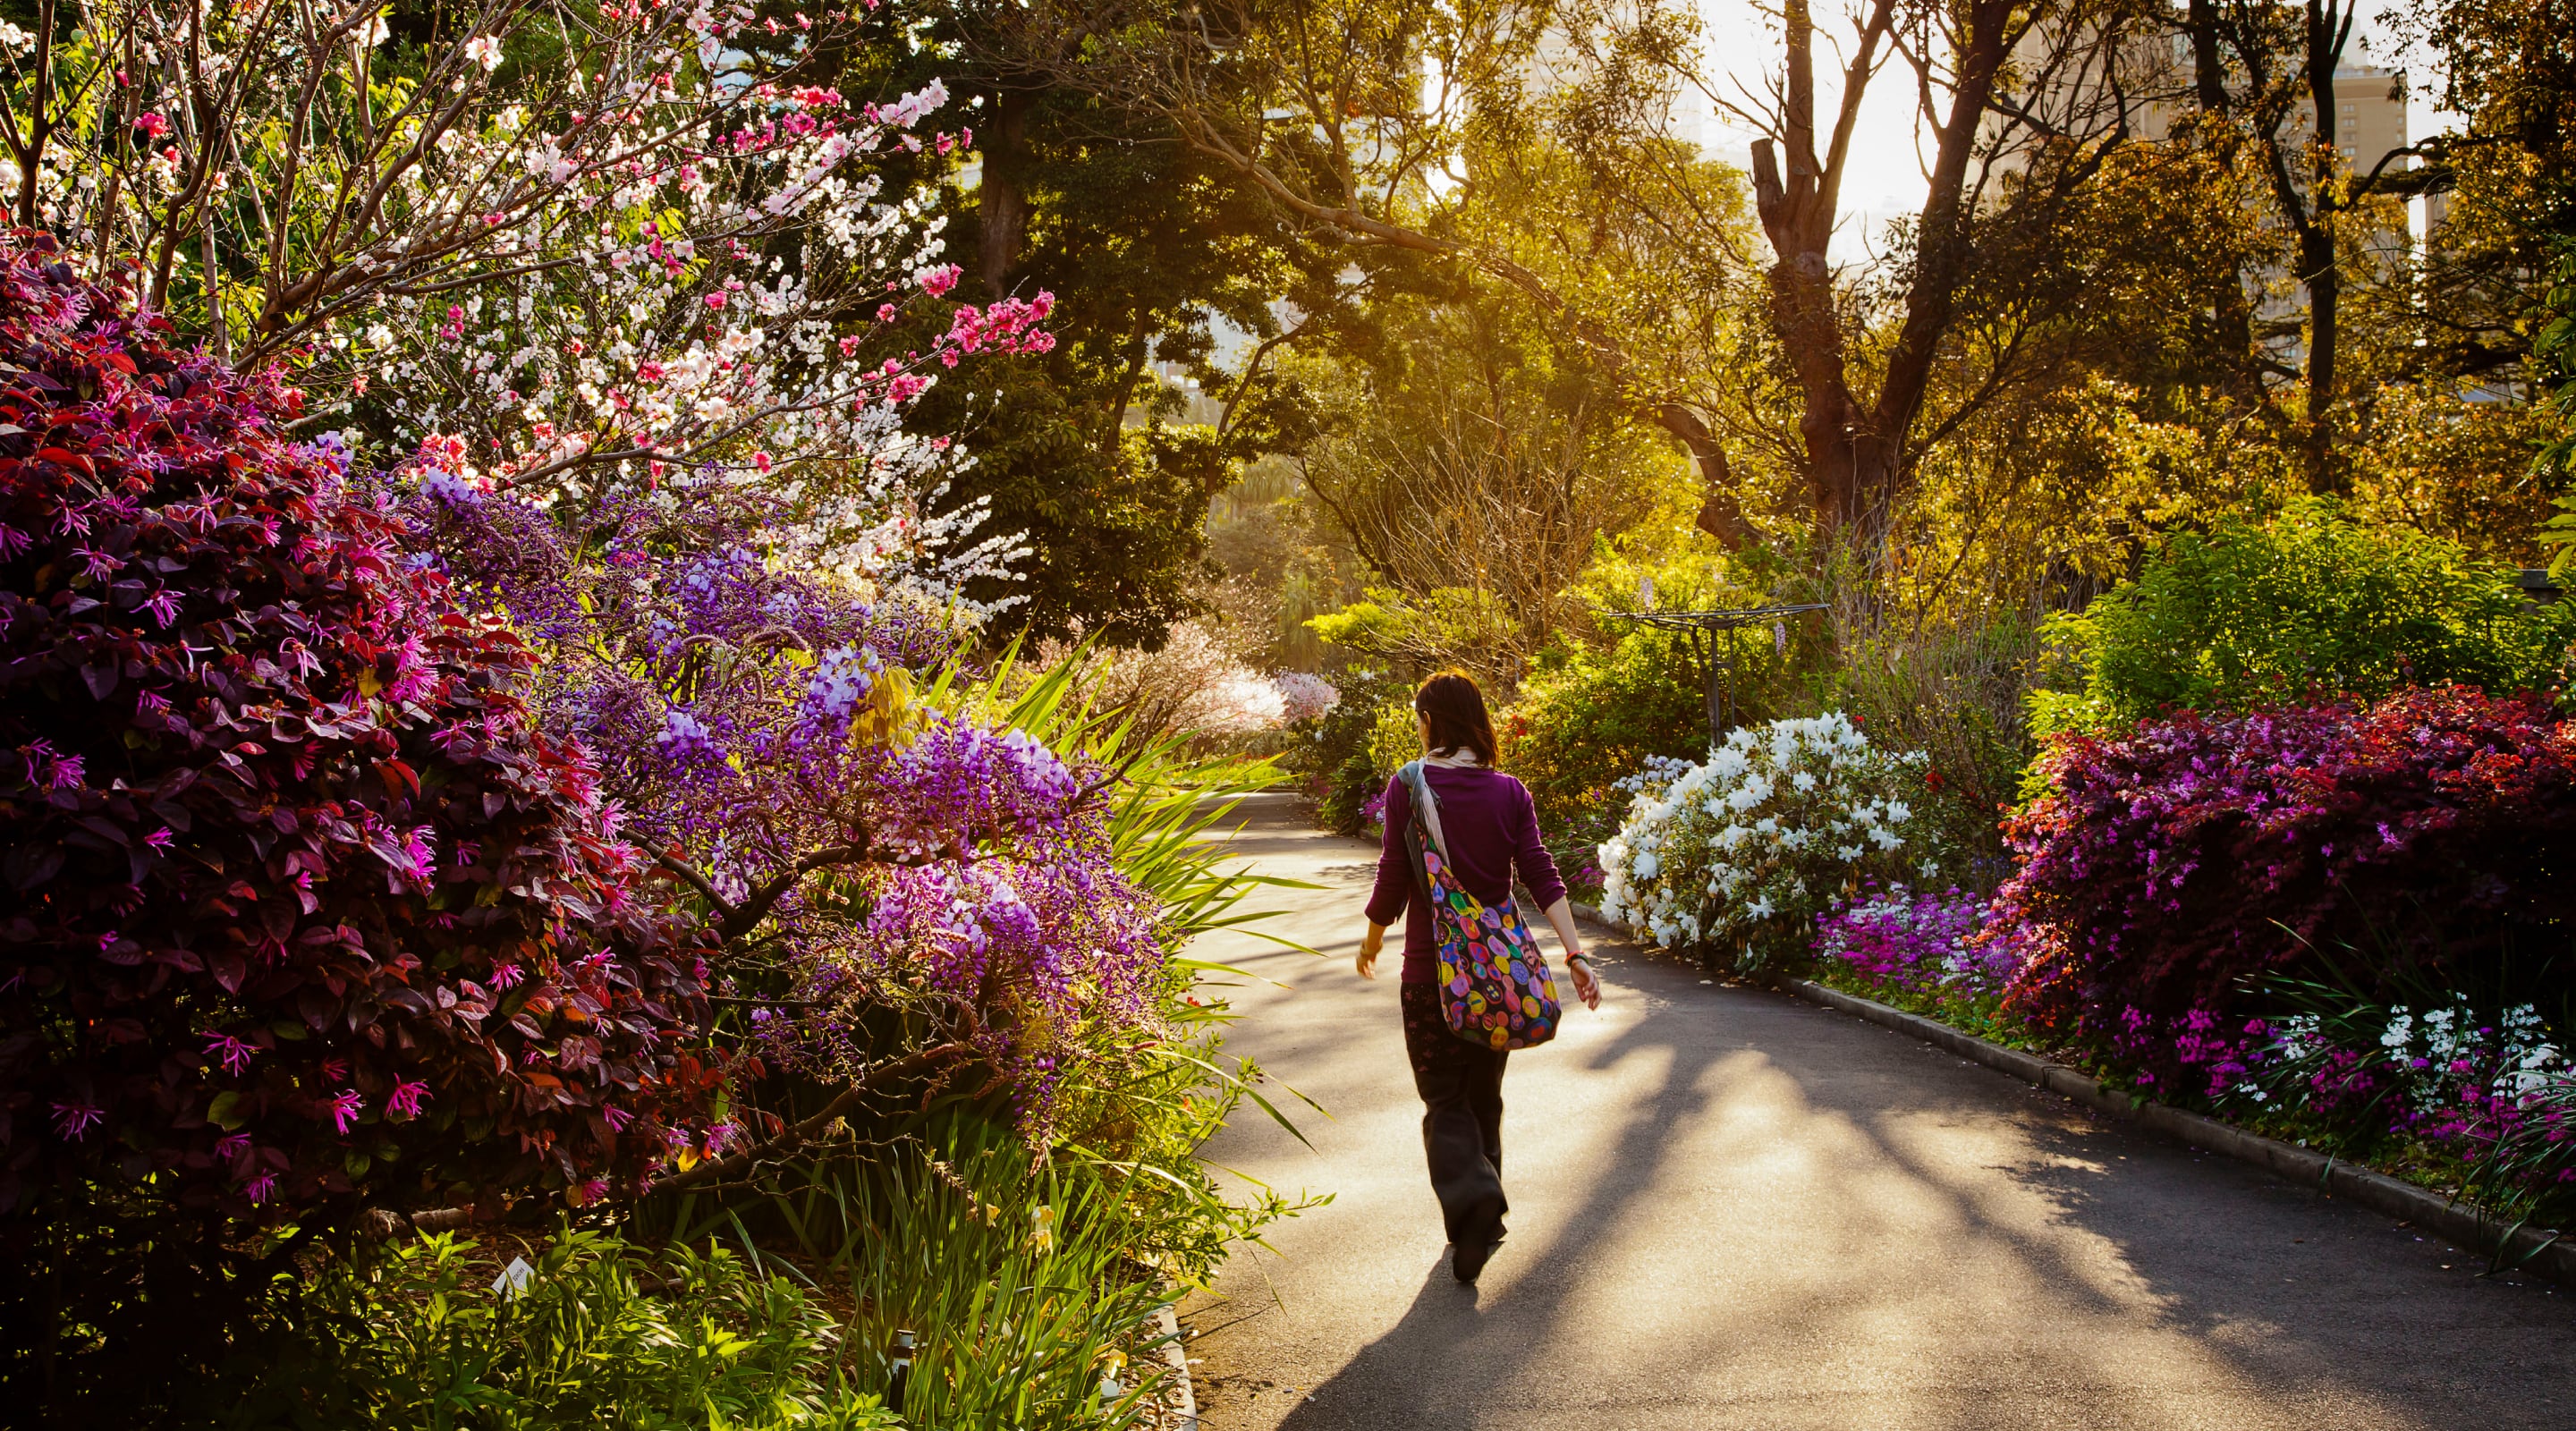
1453, 1231, 1503, 1283
1451, 1190, 1506, 1283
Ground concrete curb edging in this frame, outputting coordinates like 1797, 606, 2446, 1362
1155, 1304, 1199, 1428
1780, 975, 2576, 1286
1563, 902, 2574, 1286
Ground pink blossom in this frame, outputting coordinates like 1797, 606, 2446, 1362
203, 1031, 258, 1075
323, 1089, 365, 1134
387, 1080, 431, 1119
51, 1101, 104, 1140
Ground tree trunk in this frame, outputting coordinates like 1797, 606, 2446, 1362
1854, 0, 2015, 545
2298, 4, 2349, 493
2185, 0, 2231, 113
1750, 124, 1867, 532
2182, 0, 2266, 399
977, 85, 1038, 301
1750, 0, 2020, 545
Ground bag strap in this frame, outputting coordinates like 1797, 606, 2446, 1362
1394, 760, 1445, 911
1398, 760, 1452, 863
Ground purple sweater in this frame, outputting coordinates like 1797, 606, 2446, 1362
1365, 765, 1567, 984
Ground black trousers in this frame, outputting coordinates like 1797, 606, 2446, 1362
1401, 980, 1508, 1247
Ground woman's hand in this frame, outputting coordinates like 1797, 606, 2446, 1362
1357, 921, 1386, 980
1538, 897, 1601, 1011
1566, 955, 1601, 1011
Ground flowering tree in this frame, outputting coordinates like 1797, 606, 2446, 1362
0, 243, 709, 1233
1597, 715, 1936, 969
1271, 671, 1338, 725
1054, 620, 1293, 742
4, 0, 1053, 614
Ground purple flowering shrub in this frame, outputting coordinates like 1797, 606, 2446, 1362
0, 247, 712, 1229
1814, 887, 2028, 998
404, 464, 1175, 1145
1996, 687, 2576, 1037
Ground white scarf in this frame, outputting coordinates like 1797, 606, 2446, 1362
1411, 749, 1480, 858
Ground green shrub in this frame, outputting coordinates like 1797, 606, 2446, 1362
1830, 611, 2040, 886
230, 1232, 893, 1430
1285, 665, 1410, 835
2031, 500, 2576, 737
1499, 629, 1715, 890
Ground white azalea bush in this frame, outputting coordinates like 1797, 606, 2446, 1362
1597, 715, 1940, 970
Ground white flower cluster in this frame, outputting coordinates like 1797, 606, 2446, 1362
2366, 1002, 2564, 1106
1597, 714, 1936, 969
2245, 999, 2571, 1116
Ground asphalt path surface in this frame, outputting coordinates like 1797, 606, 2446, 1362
1176, 793, 2576, 1430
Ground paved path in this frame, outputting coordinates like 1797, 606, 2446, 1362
1177, 794, 2576, 1430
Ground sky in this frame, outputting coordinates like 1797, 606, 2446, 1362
1662, 0, 2451, 263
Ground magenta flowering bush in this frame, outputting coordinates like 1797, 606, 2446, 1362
1996, 687, 2576, 1036
0, 246, 712, 1234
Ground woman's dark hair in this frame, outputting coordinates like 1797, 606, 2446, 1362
1413, 670, 1498, 765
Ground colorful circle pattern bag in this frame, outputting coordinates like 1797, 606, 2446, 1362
1397, 762, 1562, 1052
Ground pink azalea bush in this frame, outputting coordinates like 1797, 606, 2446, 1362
1996, 687, 2576, 1035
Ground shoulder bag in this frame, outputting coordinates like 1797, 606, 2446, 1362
1396, 760, 1562, 1052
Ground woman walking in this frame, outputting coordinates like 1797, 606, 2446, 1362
1357, 671, 1601, 1283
